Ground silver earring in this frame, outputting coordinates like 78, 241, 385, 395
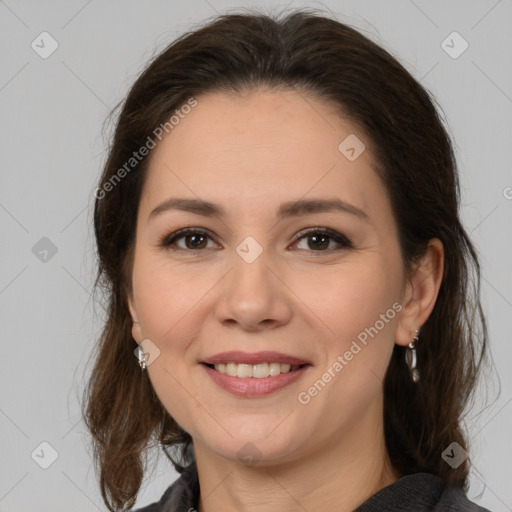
405, 329, 420, 383
137, 345, 147, 371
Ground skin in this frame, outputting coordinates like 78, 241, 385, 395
128, 88, 444, 512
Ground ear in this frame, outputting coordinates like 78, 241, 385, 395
127, 292, 144, 343
395, 238, 444, 346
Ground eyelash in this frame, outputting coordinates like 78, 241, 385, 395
158, 227, 353, 254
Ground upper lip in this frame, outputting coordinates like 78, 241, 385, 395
201, 351, 311, 366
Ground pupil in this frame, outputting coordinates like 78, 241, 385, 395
310, 234, 328, 250
185, 234, 329, 250
188, 234, 206, 249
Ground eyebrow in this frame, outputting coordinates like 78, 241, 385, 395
148, 197, 370, 224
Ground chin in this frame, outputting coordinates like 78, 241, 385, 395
198, 423, 306, 467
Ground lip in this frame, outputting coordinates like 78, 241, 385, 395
202, 363, 311, 397
200, 351, 311, 366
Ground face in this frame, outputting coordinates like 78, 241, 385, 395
128, 88, 409, 467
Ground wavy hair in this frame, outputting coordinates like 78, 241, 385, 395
81, 8, 491, 511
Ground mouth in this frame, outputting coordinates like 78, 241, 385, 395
199, 351, 312, 397
202, 362, 309, 378
201, 361, 311, 398
200, 350, 312, 378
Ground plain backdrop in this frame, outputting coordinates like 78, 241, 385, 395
0, 1, 511, 511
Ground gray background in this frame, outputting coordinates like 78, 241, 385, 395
1, 0, 511, 510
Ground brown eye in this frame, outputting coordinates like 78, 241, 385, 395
182, 233, 208, 249
159, 227, 352, 254
292, 228, 352, 252
160, 228, 218, 251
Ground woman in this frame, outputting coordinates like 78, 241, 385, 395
82, 9, 492, 512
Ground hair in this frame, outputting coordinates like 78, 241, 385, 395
81, 7, 491, 511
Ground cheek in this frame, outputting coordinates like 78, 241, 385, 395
293, 262, 399, 420
132, 254, 212, 342
132, 256, 206, 431
303, 258, 398, 337
298, 255, 401, 394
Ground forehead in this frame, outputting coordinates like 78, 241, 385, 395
140, 88, 389, 224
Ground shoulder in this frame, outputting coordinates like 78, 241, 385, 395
435, 484, 492, 512
355, 472, 493, 512
132, 463, 199, 512
133, 467, 493, 512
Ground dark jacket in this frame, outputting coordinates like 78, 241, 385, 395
133, 462, 492, 512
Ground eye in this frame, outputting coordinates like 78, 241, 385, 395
158, 227, 353, 253
159, 228, 218, 251
291, 227, 353, 252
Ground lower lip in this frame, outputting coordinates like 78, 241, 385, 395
202, 364, 310, 397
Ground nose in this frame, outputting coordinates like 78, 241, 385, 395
214, 243, 292, 332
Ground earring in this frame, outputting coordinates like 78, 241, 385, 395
137, 345, 147, 371
405, 329, 420, 383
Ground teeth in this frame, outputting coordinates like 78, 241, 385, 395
213, 362, 301, 378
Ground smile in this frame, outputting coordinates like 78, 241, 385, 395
202, 363, 311, 397
208, 362, 304, 378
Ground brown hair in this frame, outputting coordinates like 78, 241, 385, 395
82, 8, 491, 511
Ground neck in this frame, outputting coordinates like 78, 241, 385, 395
194, 401, 400, 512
